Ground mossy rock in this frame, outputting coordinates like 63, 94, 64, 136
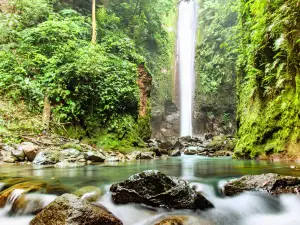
73, 186, 102, 202
0, 177, 32, 190
0, 181, 48, 207
60, 143, 82, 151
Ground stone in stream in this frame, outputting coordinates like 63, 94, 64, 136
73, 186, 102, 202
153, 215, 213, 225
169, 149, 181, 157
0, 181, 47, 207
223, 173, 300, 196
140, 152, 155, 159
84, 150, 106, 162
110, 170, 214, 210
30, 193, 123, 225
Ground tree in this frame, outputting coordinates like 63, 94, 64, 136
92, 0, 96, 43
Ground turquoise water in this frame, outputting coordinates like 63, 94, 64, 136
1, 156, 300, 225
1, 155, 300, 189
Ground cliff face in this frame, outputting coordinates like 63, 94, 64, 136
235, 0, 300, 159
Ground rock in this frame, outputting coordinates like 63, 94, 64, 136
60, 148, 81, 158
54, 161, 83, 168
30, 194, 123, 225
2, 151, 17, 163
169, 149, 181, 157
110, 170, 213, 210
0, 181, 47, 207
17, 142, 39, 162
183, 146, 205, 155
2, 145, 15, 152
73, 186, 102, 202
140, 152, 155, 159
204, 133, 213, 140
32, 150, 60, 165
223, 173, 300, 196
154, 216, 187, 225
153, 215, 213, 225
172, 140, 184, 151
105, 156, 120, 162
11, 147, 26, 161
11, 193, 56, 215
84, 151, 106, 162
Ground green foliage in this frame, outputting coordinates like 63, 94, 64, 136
0, 0, 155, 148
195, 0, 237, 133
235, 0, 300, 158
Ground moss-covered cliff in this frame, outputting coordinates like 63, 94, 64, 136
235, 0, 300, 159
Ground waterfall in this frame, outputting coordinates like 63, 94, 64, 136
177, 0, 198, 137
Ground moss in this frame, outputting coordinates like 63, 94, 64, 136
235, 84, 300, 159
60, 142, 82, 151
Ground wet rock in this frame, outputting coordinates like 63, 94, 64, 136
140, 152, 155, 159
153, 215, 213, 225
30, 193, 123, 225
172, 140, 184, 151
0, 181, 47, 207
32, 150, 60, 165
11, 193, 56, 215
105, 156, 120, 162
207, 135, 235, 151
84, 150, 106, 162
183, 147, 205, 155
204, 133, 213, 140
17, 142, 39, 162
54, 161, 83, 168
154, 216, 187, 225
110, 170, 213, 210
169, 149, 181, 157
129, 151, 142, 160
73, 186, 102, 202
223, 173, 300, 196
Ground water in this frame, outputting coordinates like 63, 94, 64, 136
1, 156, 300, 224
177, 0, 198, 137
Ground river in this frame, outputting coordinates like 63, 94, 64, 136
1, 156, 300, 224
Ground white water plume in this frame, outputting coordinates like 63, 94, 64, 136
177, 0, 198, 137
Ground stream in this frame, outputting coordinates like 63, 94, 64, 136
1, 155, 300, 225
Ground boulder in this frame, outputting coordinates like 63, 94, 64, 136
223, 173, 300, 196
169, 149, 181, 157
0, 181, 47, 207
128, 151, 142, 160
11, 148, 26, 161
54, 161, 83, 168
73, 186, 102, 202
140, 152, 155, 159
105, 157, 120, 162
17, 142, 39, 161
30, 194, 123, 225
2, 151, 17, 163
32, 150, 60, 165
84, 151, 106, 162
11, 193, 56, 215
183, 147, 205, 155
110, 170, 213, 210
60, 148, 81, 158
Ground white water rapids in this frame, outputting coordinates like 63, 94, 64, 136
177, 0, 198, 137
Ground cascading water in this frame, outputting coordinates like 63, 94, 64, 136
177, 0, 198, 137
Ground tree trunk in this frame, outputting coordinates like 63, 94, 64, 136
42, 96, 51, 131
92, 0, 97, 44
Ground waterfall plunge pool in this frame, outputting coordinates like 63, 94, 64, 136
1, 156, 300, 225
